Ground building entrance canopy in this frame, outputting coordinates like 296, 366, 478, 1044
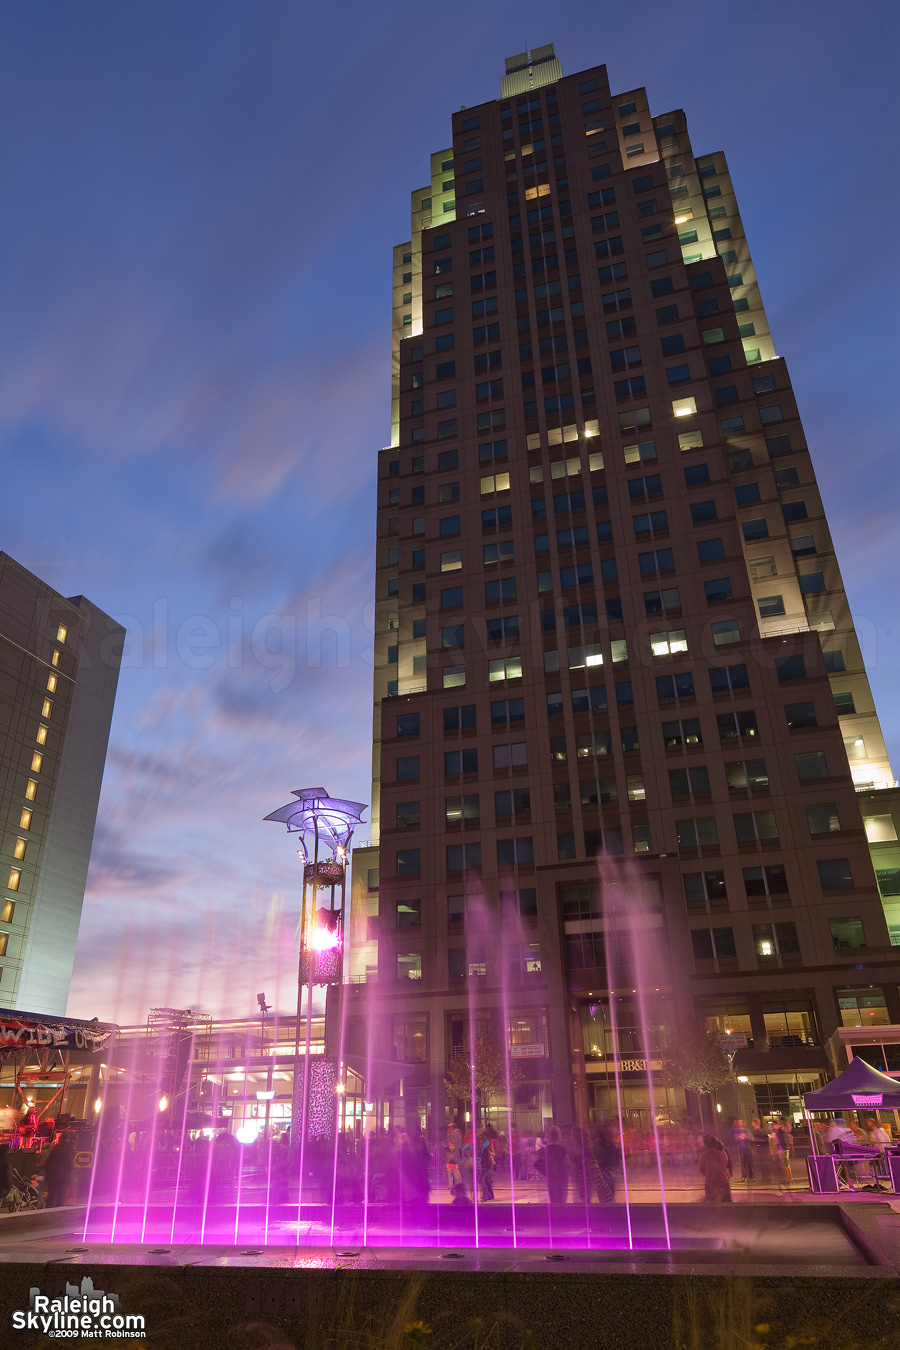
803, 1055, 900, 1110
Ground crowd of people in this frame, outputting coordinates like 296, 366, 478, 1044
4, 1109, 895, 1211
351, 1110, 898, 1206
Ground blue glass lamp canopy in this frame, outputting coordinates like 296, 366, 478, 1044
264, 787, 367, 860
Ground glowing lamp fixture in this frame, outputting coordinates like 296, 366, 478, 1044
158, 1096, 168, 1112
236, 1122, 261, 1145
311, 906, 342, 951
94, 1098, 102, 1114
256, 1090, 275, 1102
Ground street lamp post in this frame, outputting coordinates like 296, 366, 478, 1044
264, 789, 366, 1157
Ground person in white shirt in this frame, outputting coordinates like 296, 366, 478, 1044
825, 1116, 855, 1146
867, 1118, 891, 1148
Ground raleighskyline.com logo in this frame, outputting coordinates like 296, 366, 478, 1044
12, 1276, 145, 1338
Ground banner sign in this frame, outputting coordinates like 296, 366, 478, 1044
0, 1012, 113, 1053
510, 1044, 546, 1059
851, 1093, 883, 1107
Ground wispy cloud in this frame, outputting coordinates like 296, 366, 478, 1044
0, 1, 895, 1022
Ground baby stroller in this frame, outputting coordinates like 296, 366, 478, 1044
6, 1168, 42, 1212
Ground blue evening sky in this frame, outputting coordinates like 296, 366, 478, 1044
0, 0, 896, 1021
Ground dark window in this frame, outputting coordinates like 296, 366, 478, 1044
785, 702, 817, 729
396, 801, 420, 828
717, 710, 759, 740
491, 697, 525, 726
445, 748, 478, 775
656, 673, 695, 701
795, 751, 828, 780
697, 538, 725, 562
684, 464, 711, 487
704, 577, 733, 604
670, 765, 711, 797
443, 704, 476, 731
819, 860, 854, 892
396, 849, 421, 877
397, 713, 420, 737
446, 843, 482, 873
775, 656, 806, 683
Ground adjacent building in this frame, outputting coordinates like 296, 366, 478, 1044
350, 46, 900, 1134
0, 553, 124, 1015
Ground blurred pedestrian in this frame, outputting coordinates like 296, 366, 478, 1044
444, 1126, 462, 1195
774, 1119, 793, 1183
698, 1134, 732, 1203
732, 1120, 753, 1181
750, 1119, 772, 1182
43, 1132, 76, 1209
569, 1125, 599, 1204
591, 1124, 618, 1203
535, 1124, 569, 1204
477, 1130, 495, 1201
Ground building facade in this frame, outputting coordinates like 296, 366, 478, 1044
350, 47, 900, 1134
0, 553, 124, 1015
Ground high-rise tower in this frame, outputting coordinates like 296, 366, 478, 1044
350, 47, 900, 1132
0, 553, 124, 1015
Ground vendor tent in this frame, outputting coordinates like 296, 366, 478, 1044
803, 1055, 900, 1110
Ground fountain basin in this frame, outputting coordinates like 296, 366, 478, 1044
0, 1203, 897, 1349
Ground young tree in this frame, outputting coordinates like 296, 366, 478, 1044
443, 1027, 521, 1124
662, 1020, 732, 1126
